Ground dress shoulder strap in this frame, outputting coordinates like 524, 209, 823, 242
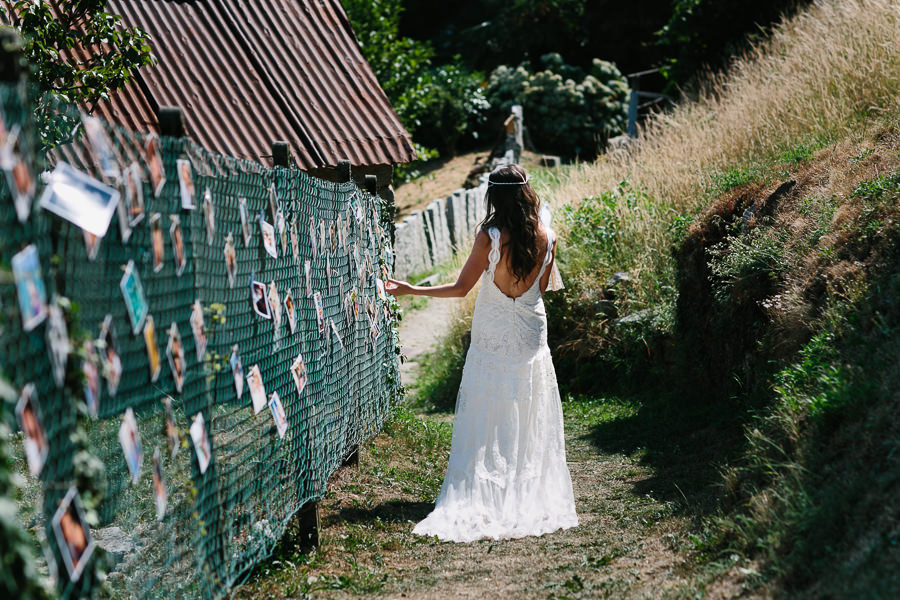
486, 227, 501, 275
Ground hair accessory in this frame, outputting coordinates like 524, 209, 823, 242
487, 175, 529, 186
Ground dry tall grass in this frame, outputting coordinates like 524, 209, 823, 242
549, 0, 900, 306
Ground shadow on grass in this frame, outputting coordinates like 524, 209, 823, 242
324, 499, 434, 527
581, 390, 757, 514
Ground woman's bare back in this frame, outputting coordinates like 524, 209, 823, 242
490, 227, 554, 299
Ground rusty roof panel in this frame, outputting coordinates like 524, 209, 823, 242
95, 0, 415, 169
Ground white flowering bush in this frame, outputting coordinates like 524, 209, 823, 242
485, 54, 629, 157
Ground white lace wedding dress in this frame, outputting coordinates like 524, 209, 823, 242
413, 227, 578, 542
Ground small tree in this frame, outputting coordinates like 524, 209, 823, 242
1, 0, 154, 110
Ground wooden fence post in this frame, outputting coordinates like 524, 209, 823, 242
337, 159, 351, 183
158, 106, 185, 138
272, 141, 291, 167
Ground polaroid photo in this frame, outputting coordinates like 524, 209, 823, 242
16, 383, 48, 477
0, 112, 13, 169
150, 213, 165, 273
152, 447, 167, 521
120, 162, 145, 239
143, 315, 161, 382
51, 488, 95, 582
176, 158, 195, 210
82, 341, 101, 419
6, 130, 35, 222
98, 315, 122, 397
260, 215, 277, 259
309, 216, 317, 258
190, 300, 207, 362
120, 260, 148, 335
250, 277, 271, 319
144, 133, 166, 197
162, 394, 179, 459
376, 277, 387, 302
337, 214, 344, 251
39, 161, 119, 236
313, 291, 325, 334
239, 197, 251, 246
339, 278, 344, 309
304, 260, 313, 298
284, 288, 297, 333
290, 353, 307, 396
230, 345, 244, 399
203, 189, 215, 245
351, 287, 359, 320
276, 210, 287, 256
166, 321, 186, 393
325, 253, 332, 293
267, 282, 281, 328
290, 218, 299, 262
118, 407, 143, 484
330, 319, 344, 352
329, 221, 336, 254
189, 412, 212, 475
268, 183, 280, 224
170, 215, 186, 277
83, 230, 101, 261
246, 364, 267, 414
319, 219, 326, 255
268, 392, 288, 439
224, 233, 237, 288
86, 112, 111, 164
12, 244, 48, 332
47, 299, 70, 388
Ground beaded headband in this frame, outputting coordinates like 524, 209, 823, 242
487, 175, 529, 186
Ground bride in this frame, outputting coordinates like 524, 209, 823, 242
386, 164, 578, 542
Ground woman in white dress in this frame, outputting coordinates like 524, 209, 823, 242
386, 164, 578, 543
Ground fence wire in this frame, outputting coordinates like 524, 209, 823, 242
0, 82, 401, 599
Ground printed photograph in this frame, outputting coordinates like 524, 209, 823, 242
268, 183, 279, 223
224, 233, 237, 288
177, 158, 195, 209
260, 216, 277, 259
190, 300, 207, 362
313, 290, 325, 333
290, 218, 299, 261
39, 162, 120, 237
12, 243, 48, 331
329, 220, 336, 253
120, 260, 149, 335
276, 209, 287, 256
166, 321, 186, 393
251, 278, 270, 319
376, 277, 387, 302
46, 298, 70, 388
330, 319, 344, 351
82, 341, 101, 419
309, 216, 317, 258
98, 315, 122, 397
170, 215, 186, 277
230, 345, 243, 399
162, 394, 179, 459
305, 260, 312, 297
239, 197, 251, 245
51, 488, 95, 582
246, 364, 266, 414
118, 407, 143, 484
189, 411, 212, 475
6, 130, 35, 222
268, 391, 288, 439
144, 133, 166, 197
119, 162, 145, 241
143, 315, 161, 382
151, 213, 165, 273
267, 281, 282, 328
83, 230, 101, 261
152, 447, 167, 521
319, 219, 326, 255
203, 188, 215, 245
326, 253, 332, 293
290, 353, 307, 396
16, 383, 48, 477
284, 288, 297, 333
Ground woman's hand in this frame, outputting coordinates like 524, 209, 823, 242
385, 278, 414, 296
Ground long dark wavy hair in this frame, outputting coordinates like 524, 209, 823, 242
480, 164, 542, 283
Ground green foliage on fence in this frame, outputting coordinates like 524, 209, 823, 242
0, 81, 401, 599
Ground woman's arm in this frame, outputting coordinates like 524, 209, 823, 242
386, 230, 491, 298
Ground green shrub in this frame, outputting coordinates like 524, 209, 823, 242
485, 54, 629, 158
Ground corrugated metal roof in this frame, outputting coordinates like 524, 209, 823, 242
94, 0, 415, 169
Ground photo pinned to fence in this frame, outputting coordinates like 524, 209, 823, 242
16, 383, 48, 477
143, 315, 161, 382
224, 233, 237, 288
170, 215, 186, 277
190, 411, 212, 474
268, 183, 279, 224
259, 213, 277, 259
305, 260, 312, 297
290, 352, 307, 397
276, 209, 287, 256
230, 345, 244, 399
118, 407, 143, 484
47, 298, 70, 387
239, 197, 251, 246
166, 321, 186, 393
83, 230, 101, 261
190, 300, 207, 362
150, 212, 165, 273
82, 114, 121, 180
40, 161, 119, 237
290, 217, 300, 262
162, 394, 179, 459
285, 288, 297, 334
152, 447, 167, 521
51, 488, 95, 583
120, 260, 148, 335
144, 133, 166, 197
250, 274, 270, 320
309, 216, 317, 259
177, 158, 196, 209
98, 315, 122, 397
313, 290, 325, 334
268, 391, 288, 439
203, 188, 215, 245
82, 341, 101, 419
246, 364, 267, 414
6, 128, 36, 222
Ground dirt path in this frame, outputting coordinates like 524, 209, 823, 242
396, 295, 466, 386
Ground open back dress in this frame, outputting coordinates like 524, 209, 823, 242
412, 226, 578, 542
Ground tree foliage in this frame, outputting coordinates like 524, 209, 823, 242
1, 0, 154, 109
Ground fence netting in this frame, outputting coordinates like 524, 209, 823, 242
0, 81, 401, 599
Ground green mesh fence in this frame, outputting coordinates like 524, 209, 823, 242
0, 81, 402, 599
